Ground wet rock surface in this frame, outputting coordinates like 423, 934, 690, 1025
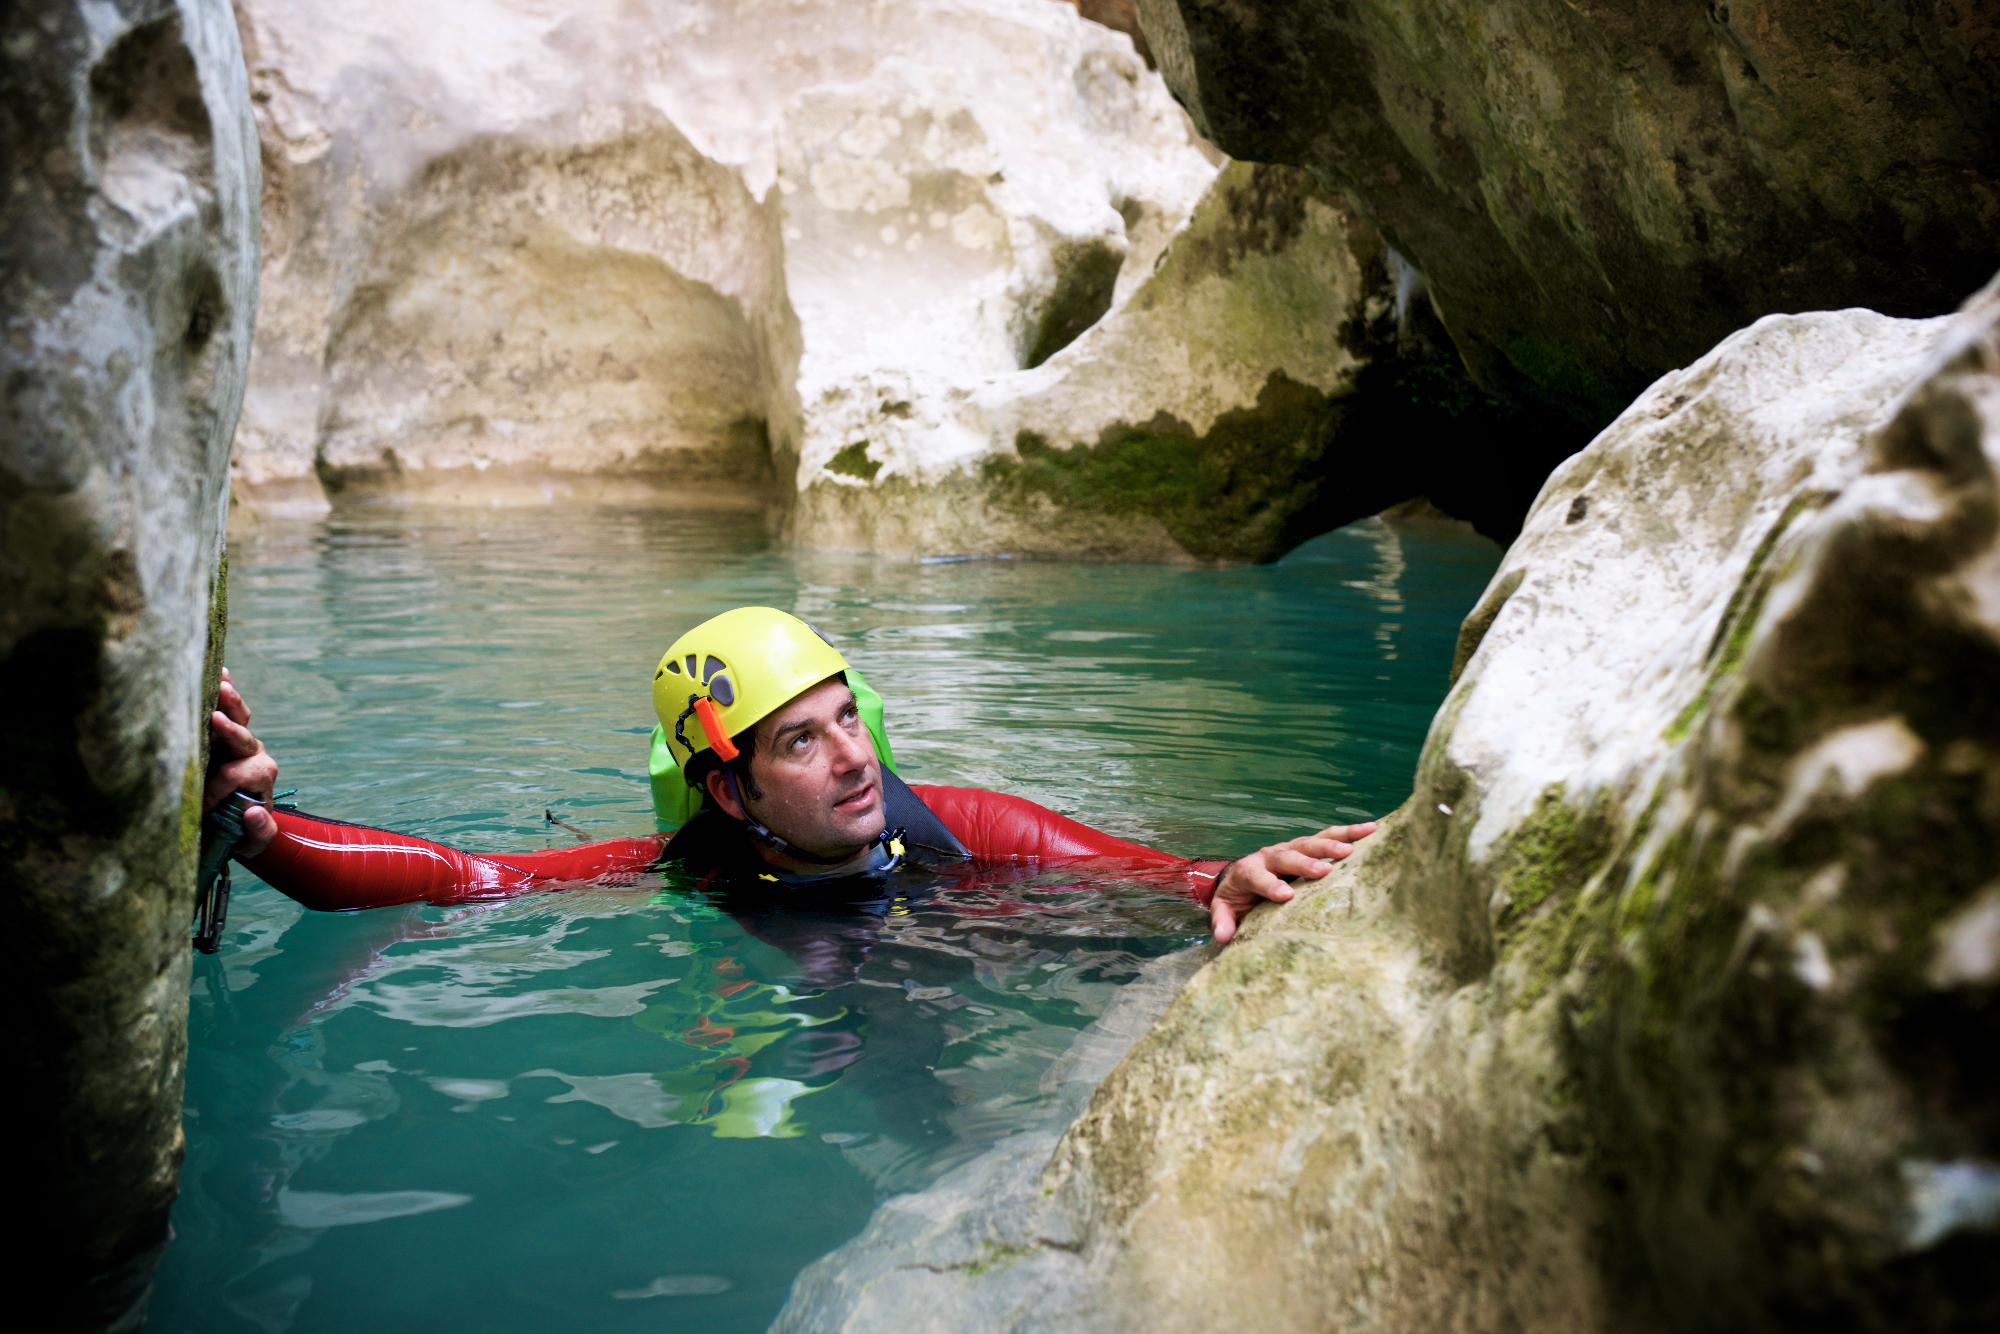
775, 946, 1214, 1333
1136, 0, 2000, 436
765, 0, 1220, 555
0, 0, 257, 1323
775, 284, 2000, 1330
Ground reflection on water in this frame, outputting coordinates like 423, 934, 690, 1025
1354, 517, 1409, 662
154, 506, 1497, 1334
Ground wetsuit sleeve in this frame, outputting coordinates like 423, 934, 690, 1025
240, 808, 667, 911
659, 806, 761, 873
1183, 860, 1230, 908
909, 784, 1229, 906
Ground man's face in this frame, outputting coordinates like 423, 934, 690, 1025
707, 676, 885, 860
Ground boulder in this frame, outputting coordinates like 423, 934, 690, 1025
1057, 1, 1155, 70
0, 0, 258, 1324
776, 282, 2000, 1330
1135, 0, 2000, 438
788, 160, 1405, 562
764, 0, 1223, 556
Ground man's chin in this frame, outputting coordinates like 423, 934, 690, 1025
843, 813, 888, 847
820, 808, 886, 853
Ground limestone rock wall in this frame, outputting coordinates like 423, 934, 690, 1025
779, 284, 2000, 1330
227, 0, 1234, 535
230, 0, 803, 514
0, 0, 258, 1322
230, 0, 1434, 560
1135, 0, 2000, 436
770, 0, 1222, 553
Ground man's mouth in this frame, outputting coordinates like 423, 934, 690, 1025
832, 780, 877, 814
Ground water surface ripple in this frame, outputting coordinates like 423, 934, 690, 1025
154, 506, 1498, 1333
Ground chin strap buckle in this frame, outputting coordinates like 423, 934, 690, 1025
880, 828, 907, 871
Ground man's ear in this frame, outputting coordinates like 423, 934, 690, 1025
704, 766, 746, 820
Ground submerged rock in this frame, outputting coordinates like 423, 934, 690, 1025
774, 285, 2000, 1329
0, 0, 258, 1323
776, 945, 1214, 1332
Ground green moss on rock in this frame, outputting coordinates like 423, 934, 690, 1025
825, 440, 882, 483
983, 371, 1342, 563
185, 548, 228, 869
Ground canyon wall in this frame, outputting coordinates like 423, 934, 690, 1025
780, 281, 2000, 1331
230, 0, 803, 513
229, 0, 1475, 558
225, 1, 2000, 553
0, 0, 259, 1323
226, 0, 1237, 539
789, 160, 1400, 563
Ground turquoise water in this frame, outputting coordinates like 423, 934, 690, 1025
153, 506, 1498, 1332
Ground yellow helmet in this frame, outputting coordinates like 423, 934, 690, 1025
652, 607, 850, 767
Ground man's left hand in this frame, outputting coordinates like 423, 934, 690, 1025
1209, 821, 1377, 943
206, 668, 280, 858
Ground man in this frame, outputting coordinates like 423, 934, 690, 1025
231, 608, 1374, 943
644, 607, 1373, 942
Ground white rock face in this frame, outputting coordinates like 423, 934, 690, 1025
232, 0, 805, 513
0, 0, 258, 1316
778, 284, 2000, 1329
228, 0, 1224, 525
1447, 305, 1953, 862
791, 159, 1391, 560
768, 1, 1217, 477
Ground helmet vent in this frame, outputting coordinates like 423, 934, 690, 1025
685, 654, 698, 676
664, 660, 681, 675
702, 655, 726, 684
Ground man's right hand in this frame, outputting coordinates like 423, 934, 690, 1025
1208, 821, 1377, 943
206, 667, 280, 858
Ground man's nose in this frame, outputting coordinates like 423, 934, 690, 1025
830, 722, 874, 773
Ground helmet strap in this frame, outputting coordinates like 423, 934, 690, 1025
722, 764, 857, 866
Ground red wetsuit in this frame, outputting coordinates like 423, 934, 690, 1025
242, 784, 1229, 912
